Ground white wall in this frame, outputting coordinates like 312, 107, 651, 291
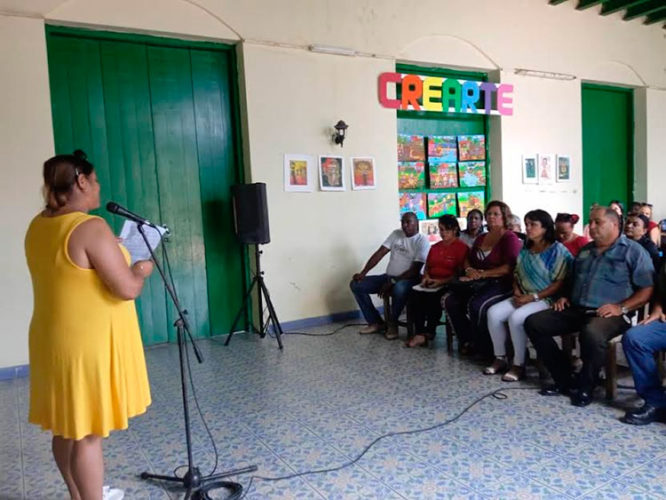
1, 0, 665, 367
241, 45, 398, 319
0, 15, 55, 368
496, 71, 583, 226
639, 88, 666, 219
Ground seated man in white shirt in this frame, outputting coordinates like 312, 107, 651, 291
350, 212, 429, 340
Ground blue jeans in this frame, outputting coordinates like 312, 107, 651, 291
623, 321, 666, 408
349, 274, 418, 324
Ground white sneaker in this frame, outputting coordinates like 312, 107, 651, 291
103, 485, 125, 500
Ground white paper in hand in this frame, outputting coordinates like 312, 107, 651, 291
412, 283, 445, 293
119, 221, 168, 264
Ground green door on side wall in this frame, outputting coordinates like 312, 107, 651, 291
45, 27, 245, 344
582, 84, 633, 221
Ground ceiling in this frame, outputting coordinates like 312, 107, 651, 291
548, 0, 666, 29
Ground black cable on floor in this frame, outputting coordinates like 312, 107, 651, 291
281, 322, 366, 336
236, 386, 537, 499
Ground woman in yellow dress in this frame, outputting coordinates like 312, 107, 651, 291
25, 150, 154, 500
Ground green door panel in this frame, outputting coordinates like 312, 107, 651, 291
98, 40, 168, 344
190, 50, 244, 335
147, 45, 210, 341
582, 85, 633, 221
46, 28, 244, 345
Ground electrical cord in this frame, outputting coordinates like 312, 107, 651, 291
264, 322, 366, 338
236, 386, 537, 499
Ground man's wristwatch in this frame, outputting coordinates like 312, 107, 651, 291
620, 305, 629, 315
532, 293, 539, 302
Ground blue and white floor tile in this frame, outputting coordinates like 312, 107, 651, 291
6, 322, 666, 498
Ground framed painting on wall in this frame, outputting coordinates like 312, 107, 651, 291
350, 157, 376, 190
556, 155, 571, 182
319, 155, 345, 191
522, 155, 537, 184
284, 154, 314, 192
538, 153, 555, 185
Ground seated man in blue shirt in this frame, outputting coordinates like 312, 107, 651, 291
350, 212, 429, 340
525, 206, 654, 407
622, 261, 666, 425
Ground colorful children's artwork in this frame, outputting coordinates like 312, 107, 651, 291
457, 135, 486, 161
398, 161, 425, 189
458, 162, 486, 187
522, 155, 538, 184
537, 153, 555, 185
556, 155, 571, 182
397, 134, 425, 162
399, 192, 426, 220
319, 155, 345, 191
427, 136, 457, 162
427, 193, 457, 218
428, 159, 458, 188
284, 154, 314, 192
457, 191, 485, 218
419, 220, 442, 244
351, 157, 376, 190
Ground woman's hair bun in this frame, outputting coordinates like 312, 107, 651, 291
570, 214, 580, 224
73, 149, 87, 160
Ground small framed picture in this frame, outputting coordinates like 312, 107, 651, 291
350, 157, 376, 190
537, 153, 555, 185
556, 155, 571, 182
319, 155, 345, 191
419, 219, 442, 244
284, 154, 314, 192
522, 155, 537, 184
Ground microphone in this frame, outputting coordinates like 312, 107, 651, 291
106, 202, 156, 227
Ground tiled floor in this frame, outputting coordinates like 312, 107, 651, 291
4, 323, 666, 499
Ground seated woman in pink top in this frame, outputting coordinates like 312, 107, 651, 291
555, 213, 589, 256
443, 201, 523, 358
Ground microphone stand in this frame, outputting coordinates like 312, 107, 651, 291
133, 223, 256, 499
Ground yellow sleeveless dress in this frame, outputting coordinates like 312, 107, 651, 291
25, 211, 151, 440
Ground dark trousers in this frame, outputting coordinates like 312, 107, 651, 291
524, 307, 631, 392
622, 322, 666, 408
410, 288, 448, 340
443, 281, 512, 355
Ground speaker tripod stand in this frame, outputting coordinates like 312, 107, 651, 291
225, 244, 283, 349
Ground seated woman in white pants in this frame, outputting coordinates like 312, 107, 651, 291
484, 209, 573, 381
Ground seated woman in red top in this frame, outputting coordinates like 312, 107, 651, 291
406, 215, 468, 348
443, 201, 523, 358
555, 213, 589, 256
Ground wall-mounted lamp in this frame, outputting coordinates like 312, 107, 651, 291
332, 120, 349, 147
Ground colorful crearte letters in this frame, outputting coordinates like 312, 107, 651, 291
378, 72, 513, 116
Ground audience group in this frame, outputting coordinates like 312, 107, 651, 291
350, 200, 666, 426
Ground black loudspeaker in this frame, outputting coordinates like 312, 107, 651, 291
231, 183, 271, 245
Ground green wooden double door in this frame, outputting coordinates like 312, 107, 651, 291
582, 84, 633, 219
45, 27, 245, 344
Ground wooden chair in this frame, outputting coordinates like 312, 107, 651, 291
560, 332, 621, 400
383, 295, 413, 337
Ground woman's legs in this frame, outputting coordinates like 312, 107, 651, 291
507, 300, 550, 366
52, 436, 81, 500
467, 284, 512, 358
486, 298, 516, 358
71, 434, 104, 500
443, 289, 474, 346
